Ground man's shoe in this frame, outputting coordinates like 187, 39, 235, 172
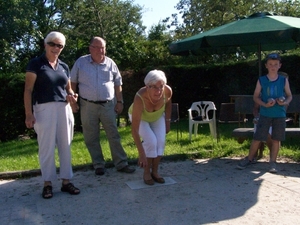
95, 167, 106, 175
236, 157, 252, 170
117, 165, 136, 173
269, 162, 278, 173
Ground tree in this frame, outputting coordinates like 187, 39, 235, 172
272, 0, 300, 17
0, 0, 37, 72
0, 0, 74, 72
0, 0, 149, 71
167, 0, 300, 40
60, 0, 147, 69
145, 23, 176, 66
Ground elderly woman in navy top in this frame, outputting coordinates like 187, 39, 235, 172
24, 31, 80, 199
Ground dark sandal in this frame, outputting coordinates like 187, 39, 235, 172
61, 183, 80, 195
143, 178, 155, 185
42, 185, 53, 199
151, 173, 165, 184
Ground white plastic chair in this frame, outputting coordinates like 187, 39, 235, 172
188, 101, 217, 140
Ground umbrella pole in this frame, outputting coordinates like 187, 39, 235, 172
258, 44, 262, 76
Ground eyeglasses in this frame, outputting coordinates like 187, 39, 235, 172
47, 42, 64, 49
90, 45, 105, 50
266, 53, 280, 60
148, 85, 164, 91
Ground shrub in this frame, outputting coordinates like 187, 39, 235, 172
0, 73, 26, 141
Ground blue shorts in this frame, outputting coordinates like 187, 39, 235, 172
253, 115, 286, 141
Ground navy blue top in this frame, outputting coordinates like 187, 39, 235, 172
26, 54, 70, 104
259, 75, 286, 118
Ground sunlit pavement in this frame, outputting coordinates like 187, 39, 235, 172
1, 158, 300, 225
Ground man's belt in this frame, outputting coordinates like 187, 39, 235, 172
80, 97, 111, 104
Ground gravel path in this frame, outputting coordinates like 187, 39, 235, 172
1, 158, 300, 225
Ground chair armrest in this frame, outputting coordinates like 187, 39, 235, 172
187, 109, 192, 119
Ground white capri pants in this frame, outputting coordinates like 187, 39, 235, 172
129, 114, 166, 158
33, 102, 74, 181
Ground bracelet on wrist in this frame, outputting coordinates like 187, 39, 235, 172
117, 100, 123, 104
165, 119, 171, 121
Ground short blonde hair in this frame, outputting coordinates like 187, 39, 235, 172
44, 31, 66, 46
144, 70, 167, 86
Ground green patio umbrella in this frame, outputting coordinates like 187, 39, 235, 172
169, 12, 300, 75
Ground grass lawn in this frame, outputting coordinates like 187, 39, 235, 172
1, 118, 300, 173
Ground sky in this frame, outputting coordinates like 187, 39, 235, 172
132, 0, 180, 32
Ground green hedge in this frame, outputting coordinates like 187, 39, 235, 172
0, 73, 26, 141
122, 53, 300, 120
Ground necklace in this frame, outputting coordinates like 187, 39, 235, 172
147, 90, 160, 105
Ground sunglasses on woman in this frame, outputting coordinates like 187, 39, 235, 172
47, 42, 64, 49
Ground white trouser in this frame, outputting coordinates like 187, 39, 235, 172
136, 115, 166, 158
33, 102, 74, 181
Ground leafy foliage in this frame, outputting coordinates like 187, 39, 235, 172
0, 73, 26, 141
2, 0, 299, 72
0, 0, 176, 72
167, 0, 300, 39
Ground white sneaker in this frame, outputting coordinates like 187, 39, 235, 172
236, 157, 252, 169
269, 162, 277, 173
